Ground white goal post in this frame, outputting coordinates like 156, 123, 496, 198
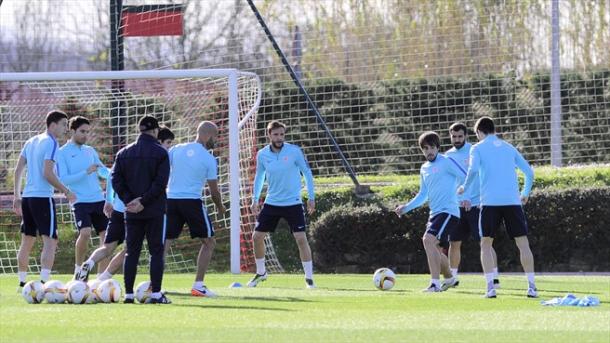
0, 69, 281, 274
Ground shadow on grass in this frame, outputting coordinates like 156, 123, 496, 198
165, 291, 313, 303
172, 303, 294, 311
482, 287, 606, 296
329, 288, 414, 294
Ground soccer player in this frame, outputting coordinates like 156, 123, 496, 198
112, 116, 171, 304
13, 110, 76, 288
57, 116, 111, 277
248, 120, 316, 288
457, 117, 537, 298
165, 121, 225, 297
443, 122, 500, 290
74, 172, 126, 282
394, 131, 464, 292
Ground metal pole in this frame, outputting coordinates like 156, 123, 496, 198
246, 0, 362, 188
550, 0, 562, 167
228, 71, 241, 274
110, 0, 126, 155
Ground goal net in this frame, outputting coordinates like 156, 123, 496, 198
0, 69, 282, 274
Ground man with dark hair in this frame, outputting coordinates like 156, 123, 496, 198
395, 131, 466, 292
58, 116, 112, 279
443, 122, 500, 291
13, 110, 76, 289
248, 120, 316, 288
165, 121, 225, 297
158, 126, 175, 150
112, 115, 171, 304
458, 116, 537, 298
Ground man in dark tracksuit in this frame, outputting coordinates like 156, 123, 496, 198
111, 116, 170, 304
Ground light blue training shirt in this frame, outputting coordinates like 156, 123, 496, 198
57, 141, 109, 204
20, 132, 59, 198
461, 135, 534, 206
104, 172, 125, 213
253, 143, 315, 206
445, 141, 480, 206
400, 153, 466, 218
167, 142, 218, 199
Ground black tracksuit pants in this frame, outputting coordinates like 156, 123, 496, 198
124, 216, 165, 294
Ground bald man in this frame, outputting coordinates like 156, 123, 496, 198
165, 121, 225, 298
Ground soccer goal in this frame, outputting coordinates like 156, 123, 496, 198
0, 69, 283, 274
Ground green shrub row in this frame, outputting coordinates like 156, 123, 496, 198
308, 187, 610, 273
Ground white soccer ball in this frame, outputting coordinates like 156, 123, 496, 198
87, 279, 102, 303
65, 280, 76, 290
43, 280, 67, 303
373, 268, 396, 291
67, 281, 91, 304
22, 280, 45, 304
97, 279, 122, 303
135, 281, 152, 304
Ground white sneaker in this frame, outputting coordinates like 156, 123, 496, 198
527, 288, 538, 298
441, 277, 459, 291
247, 272, 268, 288
191, 285, 217, 298
305, 278, 316, 289
484, 288, 497, 298
422, 284, 442, 292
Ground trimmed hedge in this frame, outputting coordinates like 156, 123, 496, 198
309, 187, 610, 273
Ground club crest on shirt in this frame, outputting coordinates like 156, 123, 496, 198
493, 140, 502, 147
187, 149, 195, 157
432, 167, 439, 173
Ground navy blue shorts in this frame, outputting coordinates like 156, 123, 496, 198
20, 197, 58, 239
72, 201, 108, 234
165, 199, 214, 240
255, 204, 307, 233
480, 205, 529, 239
425, 213, 459, 246
104, 210, 126, 245
449, 207, 481, 242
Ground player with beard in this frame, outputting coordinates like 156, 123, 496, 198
57, 116, 112, 278
442, 122, 500, 291
247, 121, 316, 289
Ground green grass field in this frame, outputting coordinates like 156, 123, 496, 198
1, 274, 608, 342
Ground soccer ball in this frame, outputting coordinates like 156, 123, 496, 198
22, 280, 45, 304
97, 279, 122, 303
135, 281, 152, 303
43, 280, 67, 303
87, 279, 102, 302
373, 268, 396, 291
67, 281, 91, 304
